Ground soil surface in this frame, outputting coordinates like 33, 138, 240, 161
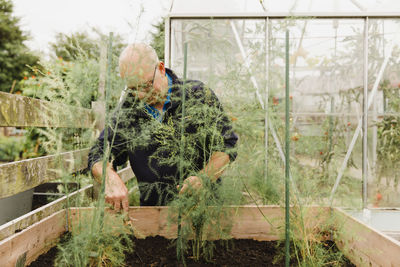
30, 235, 355, 267
129, 236, 281, 266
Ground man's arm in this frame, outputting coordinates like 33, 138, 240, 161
200, 151, 230, 182
178, 84, 238, 194
88, 107, 130, 212
92, 161, 129, 212
178, 151, 230, 194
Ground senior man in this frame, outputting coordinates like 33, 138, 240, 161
88, 43, 238, 211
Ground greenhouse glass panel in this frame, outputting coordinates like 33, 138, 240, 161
170, 19, 266, 100
169, 17, 370, 207
170, 18, 274, 204
268, 19, 364, 207
168, 10, 400, 210
368, 19, 400, 208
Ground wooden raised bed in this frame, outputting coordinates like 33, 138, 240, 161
0, 206, 399, 266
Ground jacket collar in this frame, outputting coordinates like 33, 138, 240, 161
165, 68, 183, 110
120, 68, 183, 115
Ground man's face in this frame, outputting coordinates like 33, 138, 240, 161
128, 63, 165, 106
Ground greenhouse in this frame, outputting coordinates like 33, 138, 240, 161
168, 0, 400, 205
1, 0, 400, 266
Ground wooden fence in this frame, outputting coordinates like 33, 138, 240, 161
0, 90, 135, 242
0, 92, 94, 128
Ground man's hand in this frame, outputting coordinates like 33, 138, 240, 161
92, 162, 129, 213
105, 171, 129, 212
178, 176, 203, 195
177, 152, 230, 195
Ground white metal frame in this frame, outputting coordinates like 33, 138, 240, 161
168, 12, 400, 19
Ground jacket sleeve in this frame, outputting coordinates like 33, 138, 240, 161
190, 82, 239, 162
209, 89, 239, 161
87, 111, 129, 172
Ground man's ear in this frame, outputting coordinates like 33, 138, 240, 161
159, 62, 166, 75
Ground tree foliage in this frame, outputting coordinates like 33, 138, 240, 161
50, 30, 126, 62
0, 0, 39, 92
150, 18, 165, 62
50, 32, 99, 61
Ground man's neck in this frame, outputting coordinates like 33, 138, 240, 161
154, 102, 164, 111
154, 75, 170, 111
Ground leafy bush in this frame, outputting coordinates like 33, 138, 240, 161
0, 135, 24, 162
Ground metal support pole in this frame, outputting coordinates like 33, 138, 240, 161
362, 18, 369, 209
284, 29, 290, 267
264, 18, 270, 184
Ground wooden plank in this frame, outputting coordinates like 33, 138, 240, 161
229, 206, 282, 241
91, 101, 105, 132
0, 184, 93, 242
68, 206, 330, 241
333, 208, 400, 267
0, 91, 94, 128
148, 206, 284, 241
130, 207, 167, 238
383, 231, 400, 242
119, 166, 135, 183
0, 210, 66, 267
0, 149, 89, 198
0, 166, 132, 241
97, 42, 107, 101
67, 206, 280, 240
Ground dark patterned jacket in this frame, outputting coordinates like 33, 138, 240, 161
88, 68, 238, 206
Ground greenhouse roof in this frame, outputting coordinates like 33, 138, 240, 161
169, 0, 400, 17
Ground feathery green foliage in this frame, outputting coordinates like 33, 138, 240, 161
54, 212, 133, 267
18, 33, 134, 266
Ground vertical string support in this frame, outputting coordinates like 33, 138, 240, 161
177, 42, 188, 265
284, 29, 290, 267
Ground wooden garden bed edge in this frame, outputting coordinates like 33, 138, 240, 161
2, 206, 400, 266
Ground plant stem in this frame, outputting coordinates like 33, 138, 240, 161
98, 32, 113, 228
177, 42, 188, 266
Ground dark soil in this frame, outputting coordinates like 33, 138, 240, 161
129, 236, 284, 266
30, 235, 355, 267
28, 234, 70, 267
29, 243, 59, 266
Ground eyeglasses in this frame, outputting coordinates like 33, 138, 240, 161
130, 64, 158, 93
